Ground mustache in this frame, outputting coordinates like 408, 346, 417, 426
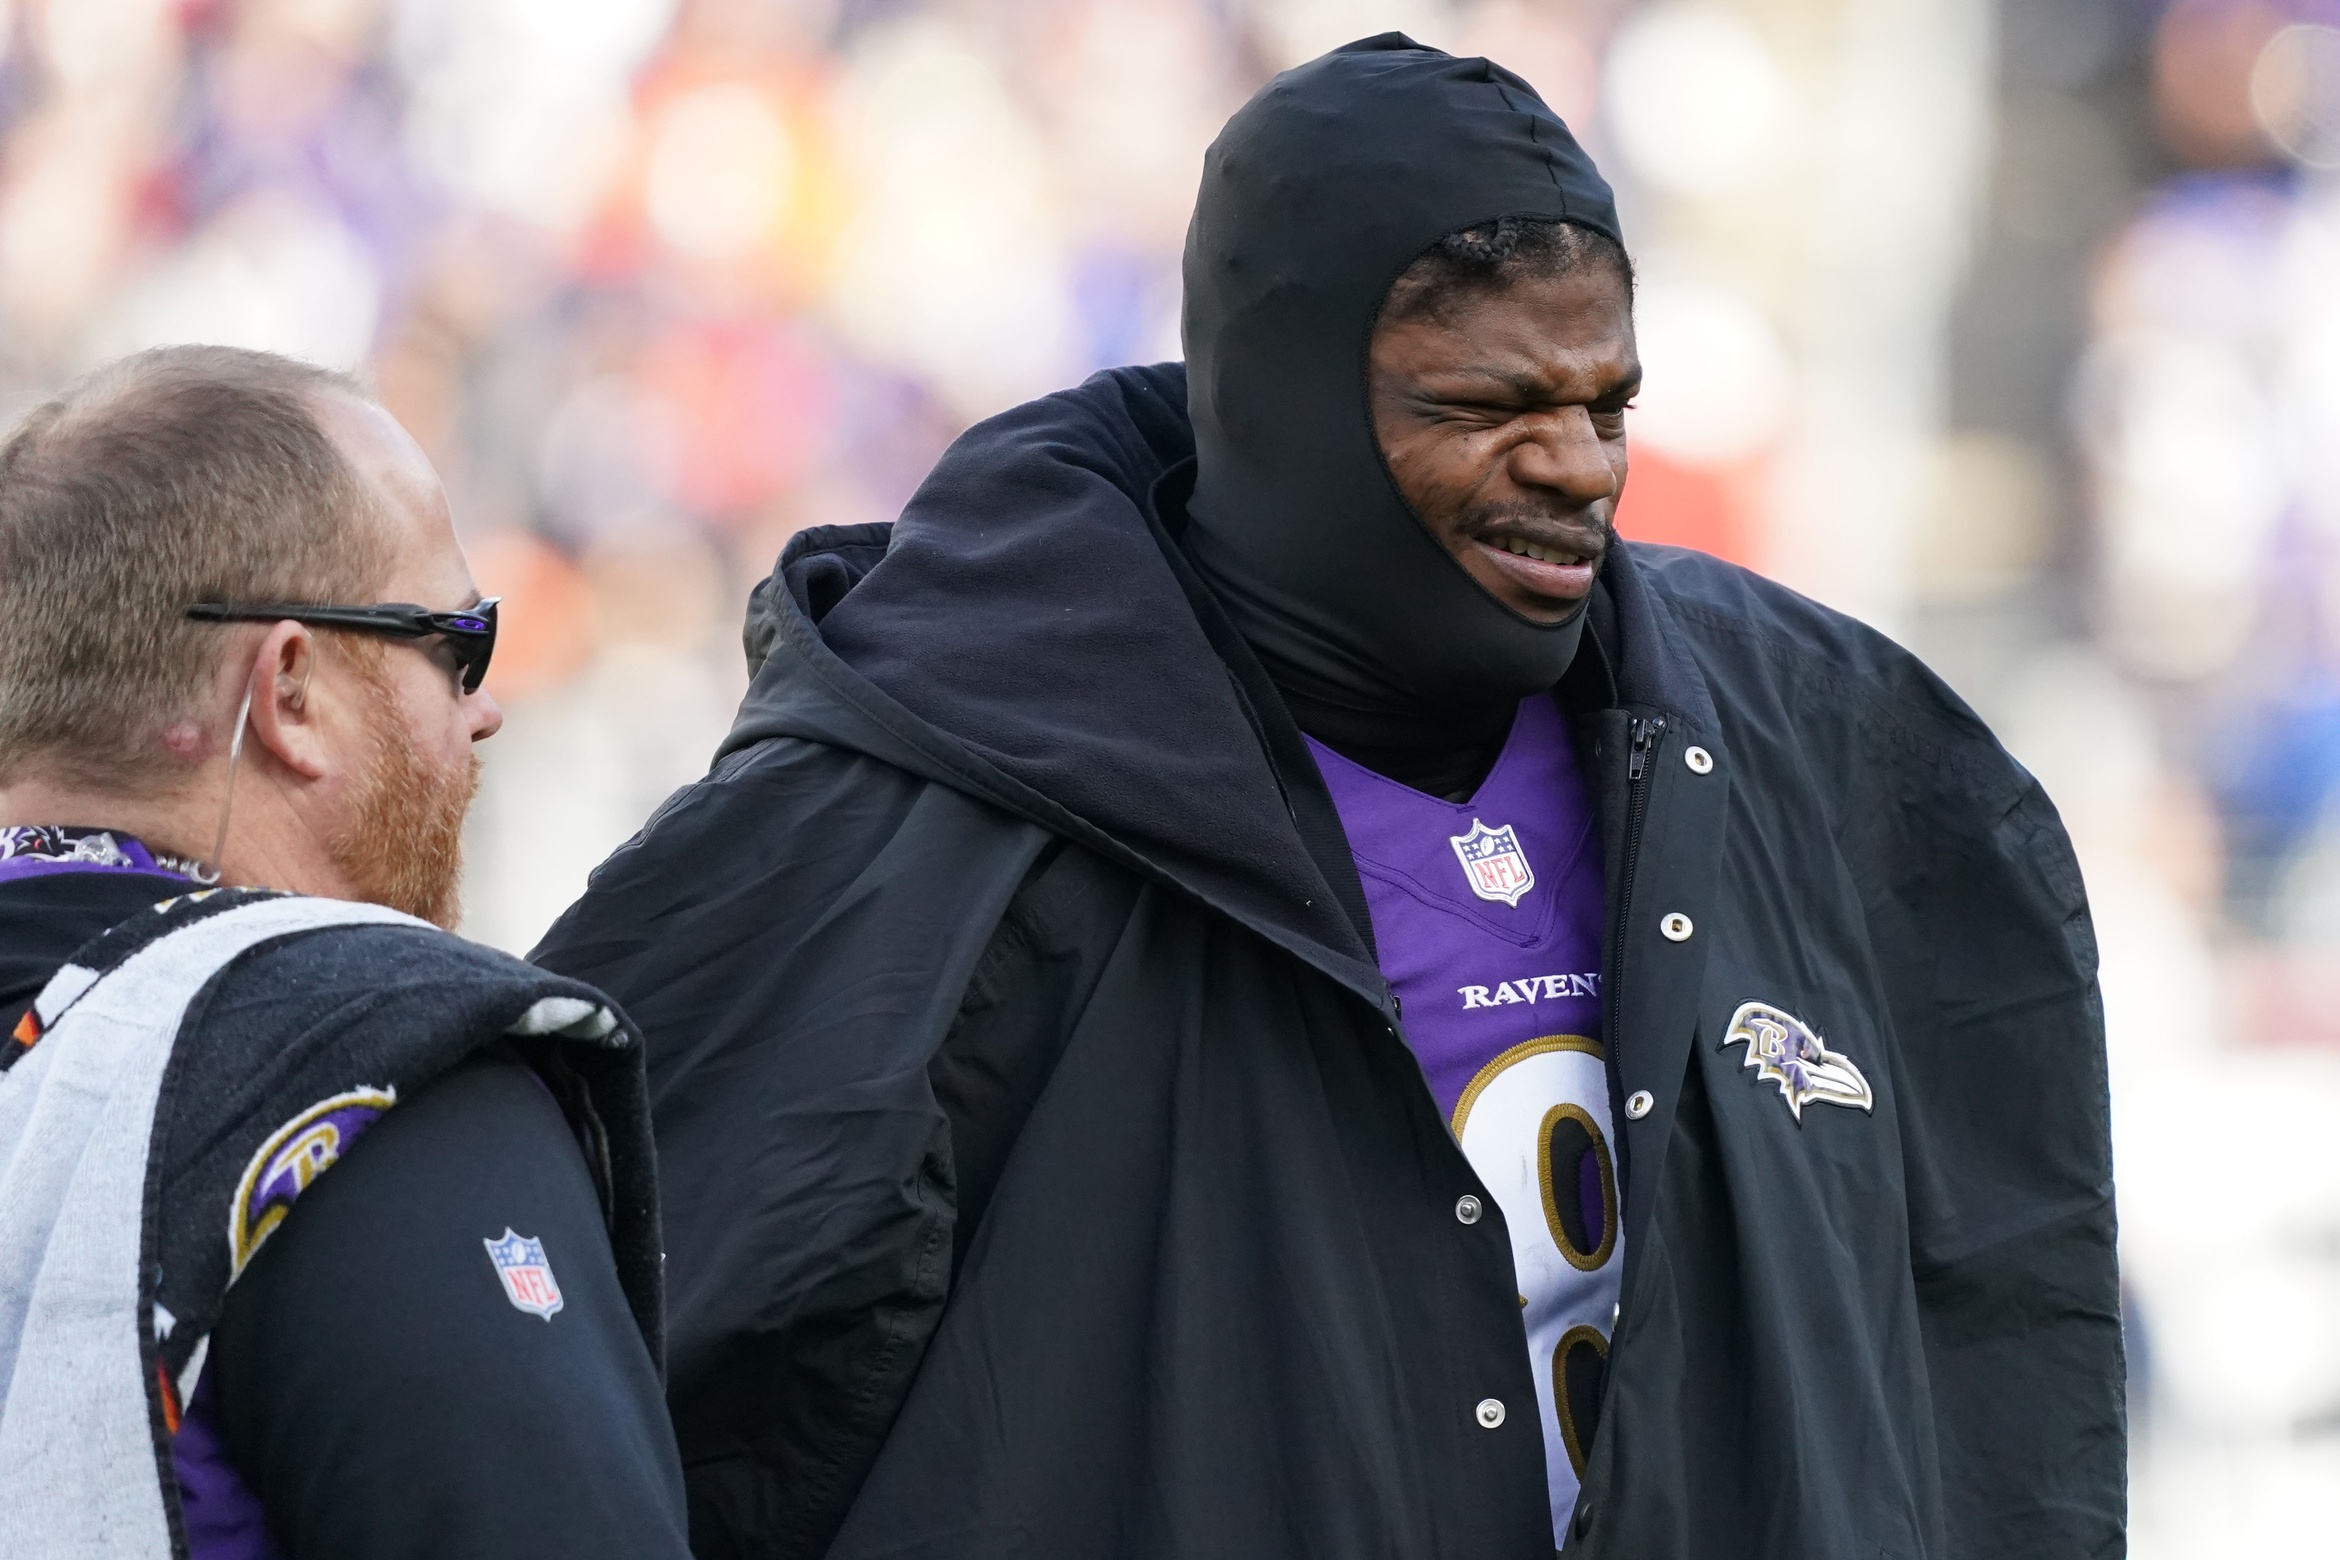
1460, 499, 1614, 548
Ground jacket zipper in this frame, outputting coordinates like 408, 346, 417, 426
1613, 715, 1664, 979
1609, 706, 1666, 1038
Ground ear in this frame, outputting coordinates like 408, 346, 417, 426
241, 621, 331, 781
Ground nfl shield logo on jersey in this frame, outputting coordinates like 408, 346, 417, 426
483, 1229, 564, 1319
1449, 818, 1536, 908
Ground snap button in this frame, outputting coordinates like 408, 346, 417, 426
1660, 912, 1693, 941
1626, 1089, 1654, 1119
1455, 1194, 1483, 1225
1475, 1397, 1506, 1429
1685, 745, 1713, 774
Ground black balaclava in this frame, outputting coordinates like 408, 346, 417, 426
1180, 35, 1623, 796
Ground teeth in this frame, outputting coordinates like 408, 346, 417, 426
1497, 537, 1582, 567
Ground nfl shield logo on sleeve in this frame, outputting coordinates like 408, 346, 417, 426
1449, 819, 1536, 908
484, 1229, 564, 1319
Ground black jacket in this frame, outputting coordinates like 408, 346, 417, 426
0, 876, 691, 1560
533, 364, 2122, 1560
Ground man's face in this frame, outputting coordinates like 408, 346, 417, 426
1368, 261, 1639, 625
311, 393, 501, 927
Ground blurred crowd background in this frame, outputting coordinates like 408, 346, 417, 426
0, 0, 2334, 1549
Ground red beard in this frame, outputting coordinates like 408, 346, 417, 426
328, 655, 480, 930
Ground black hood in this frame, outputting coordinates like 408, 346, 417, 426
1182, 34, 1621, 741
735, 365, 1379, 985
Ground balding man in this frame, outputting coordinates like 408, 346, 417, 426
0, 346, 689, 1560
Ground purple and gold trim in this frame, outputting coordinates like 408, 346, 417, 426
229, 1087, 398, 1277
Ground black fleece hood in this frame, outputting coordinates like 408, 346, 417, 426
1182, 34, 1622, 739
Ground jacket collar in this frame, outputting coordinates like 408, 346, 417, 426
1586, 540, 1722, 738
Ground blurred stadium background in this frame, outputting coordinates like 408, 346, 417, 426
0, 0, 2334, 1549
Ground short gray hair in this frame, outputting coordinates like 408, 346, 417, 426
0, 345, 393, 790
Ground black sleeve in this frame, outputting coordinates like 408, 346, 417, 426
531, 739, 1057, 1560
206, 1044, 691, 1560
1895, 777, 2125, 1555
927, 838, 1143, 1274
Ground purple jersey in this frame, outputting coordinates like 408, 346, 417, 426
1307, 694, 1622, 1542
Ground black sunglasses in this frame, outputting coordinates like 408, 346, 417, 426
186, 598, 501, 693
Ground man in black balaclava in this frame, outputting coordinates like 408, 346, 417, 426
1180, 41, 1626, 798
537, 36, 2124, 1560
